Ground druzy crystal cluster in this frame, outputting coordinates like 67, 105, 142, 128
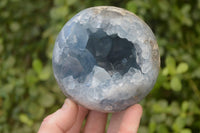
52, 6, 160, 112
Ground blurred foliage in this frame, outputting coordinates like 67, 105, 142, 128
0, 0, 200, 132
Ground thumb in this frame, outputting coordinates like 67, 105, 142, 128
38, 99, 78, 133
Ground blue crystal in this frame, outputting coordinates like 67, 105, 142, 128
52, 6, 160, 112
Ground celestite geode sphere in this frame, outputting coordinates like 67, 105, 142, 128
52, 6, 160, 112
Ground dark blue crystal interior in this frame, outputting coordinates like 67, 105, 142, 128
56, 24, 141, 83
86, 29, 140, 75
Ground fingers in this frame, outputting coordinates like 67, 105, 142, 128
67, 105, 89, 133
107, 104, 143, 133
107, 111, 124, 133
119, 104, 142, 133
38, 99, 142, 133
38, 99, 78, 133
83, 111, 108, 133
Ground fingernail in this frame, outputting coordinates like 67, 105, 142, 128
61, 99, 69, 109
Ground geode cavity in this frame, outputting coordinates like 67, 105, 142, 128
52, 6, 160, 112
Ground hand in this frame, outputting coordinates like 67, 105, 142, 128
38, 99, 142, 133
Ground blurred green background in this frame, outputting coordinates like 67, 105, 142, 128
0, 0, 200, 132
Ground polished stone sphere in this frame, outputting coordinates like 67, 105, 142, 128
52, 6, 160, 112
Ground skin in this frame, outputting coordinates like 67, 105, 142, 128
38, 99, 142, 133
